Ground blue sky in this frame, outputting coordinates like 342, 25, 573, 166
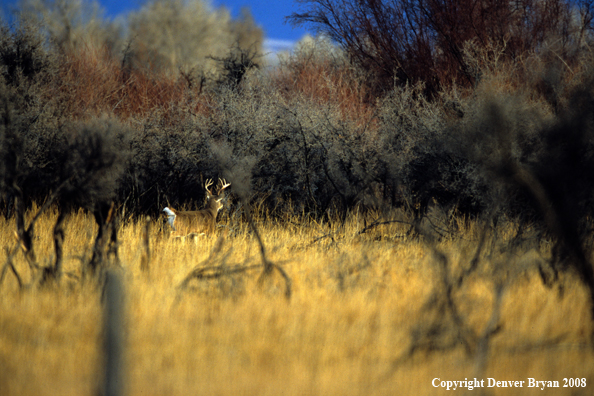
209, 0, 311, 52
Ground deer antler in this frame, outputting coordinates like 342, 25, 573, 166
218, 178, 231, 194
205, 178, 214, 195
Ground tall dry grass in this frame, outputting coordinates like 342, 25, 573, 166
0, 206, 592, 395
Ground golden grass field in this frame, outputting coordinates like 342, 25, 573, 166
1, 205, 593, 395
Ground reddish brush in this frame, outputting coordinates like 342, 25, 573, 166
57, 45, 210, 120
273, 55, 376, 130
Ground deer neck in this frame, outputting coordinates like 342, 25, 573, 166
206, 199, 222, 216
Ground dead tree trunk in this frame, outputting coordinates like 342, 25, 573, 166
89, 202, 119, 275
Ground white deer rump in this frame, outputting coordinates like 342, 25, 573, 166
163, 207, 177, 230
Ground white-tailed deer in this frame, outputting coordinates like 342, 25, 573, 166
163, 178, 231, 237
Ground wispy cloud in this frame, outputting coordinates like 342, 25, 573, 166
263, 38, 296, 53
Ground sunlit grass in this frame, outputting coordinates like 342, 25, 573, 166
0, 207, 593, 395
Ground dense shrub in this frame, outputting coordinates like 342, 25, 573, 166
18, 0, 123, 53
273, 36, 375, 127
127, 0, 263, 77
288, 0, 593, 96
